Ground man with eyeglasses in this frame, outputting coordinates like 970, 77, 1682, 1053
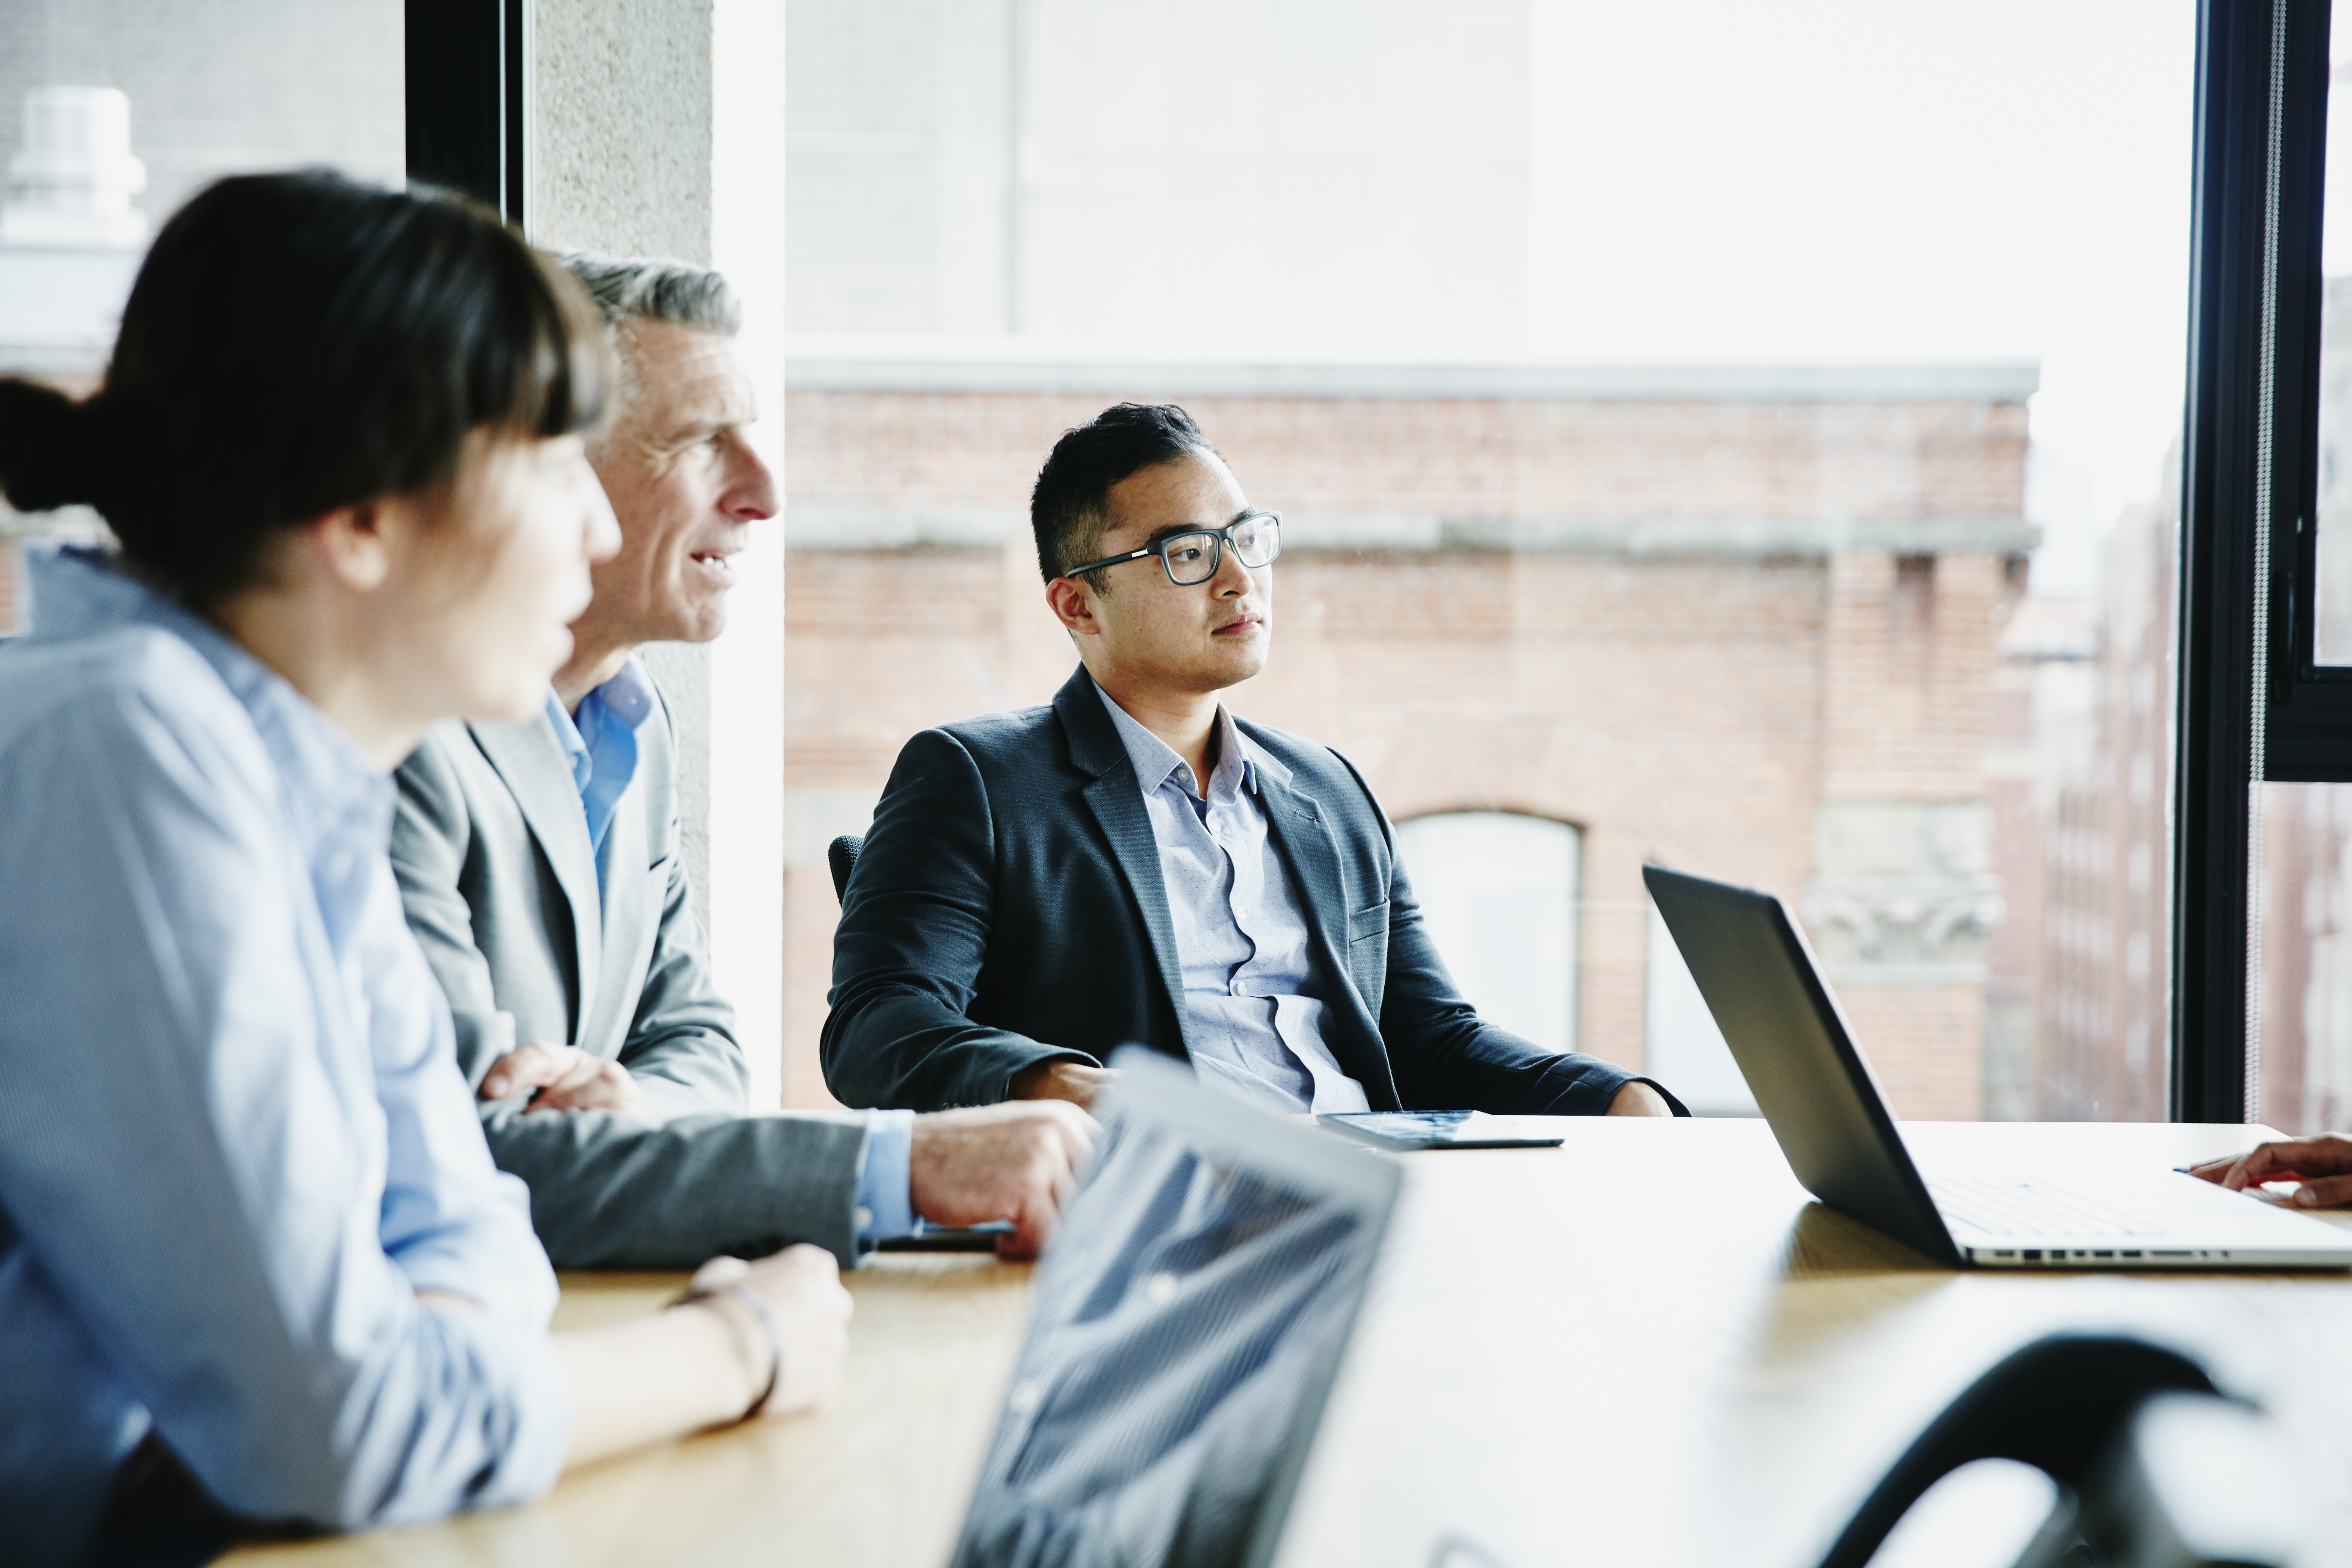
822, 402, 1682, 1120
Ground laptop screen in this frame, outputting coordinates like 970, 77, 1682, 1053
951, 1048, 1401, 1568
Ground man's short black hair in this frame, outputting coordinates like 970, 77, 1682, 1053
1030, 402, 1216, 586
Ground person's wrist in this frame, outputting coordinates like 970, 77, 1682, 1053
1010, 1059, 1064, 1098
673, 1280, 782, 1422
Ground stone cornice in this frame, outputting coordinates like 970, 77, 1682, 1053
784, 337, 2041, 405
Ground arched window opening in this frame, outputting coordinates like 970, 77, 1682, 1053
1392, 812, 1580, 1055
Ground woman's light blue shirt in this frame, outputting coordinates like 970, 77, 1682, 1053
0, 547, 571, 1563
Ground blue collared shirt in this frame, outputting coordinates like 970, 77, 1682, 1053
545, 663, 916, 1243
1094, 680, 1371, 1113
544, 659, 655, 897
0, 547, 570, 1562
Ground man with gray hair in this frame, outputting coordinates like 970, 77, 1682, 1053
391, 254, 1095, 1271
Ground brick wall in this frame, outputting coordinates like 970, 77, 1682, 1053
789, 391, 2028, 524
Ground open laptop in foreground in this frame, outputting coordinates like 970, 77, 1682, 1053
1644, 864, 2352, 1270
950, 1046, 1402, 1568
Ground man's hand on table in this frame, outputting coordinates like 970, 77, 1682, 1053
2187, 1131, 2352, 1207
910, 1101, 1100, 1258
1010, 1059, 1116, 1109
1606, 1080, 1674, 1117
479, 1040, 649, 1116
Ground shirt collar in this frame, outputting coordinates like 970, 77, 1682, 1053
547, 657, 657, 781
584, 656, 656, 729
1091, 675, 1256, 804
26, 544, 394, 860
545, 690, 592, 791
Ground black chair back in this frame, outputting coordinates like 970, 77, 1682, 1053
1819, 1333, 2299, 1568
827, 834, 863, 907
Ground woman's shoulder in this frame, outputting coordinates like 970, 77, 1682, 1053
0, 623, 267, 781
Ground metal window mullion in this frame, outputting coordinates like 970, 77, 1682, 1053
2175, 0, 2284, 1123
2243, 0, 2289, 1124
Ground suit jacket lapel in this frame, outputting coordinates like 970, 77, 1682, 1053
468, 715, 602, 1036
1250, 744, 1402, 1107
1056, 670, 1193, 1059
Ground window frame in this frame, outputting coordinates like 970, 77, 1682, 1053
403, 0, 529, 226
2177, 0, 2334, 1120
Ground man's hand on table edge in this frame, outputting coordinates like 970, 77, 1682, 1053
2187, 1131, 2352, 1207
1009, 1058, 1115, 1109
910, 1101, 1102, 1258
1606, 1080, 1674, 1117
479, 1039, 649, 1116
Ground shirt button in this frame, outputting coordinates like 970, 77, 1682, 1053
854, 1206, 875, 1230
1145, 1271, 1180, 1305
1008, 1378, 1043, 1414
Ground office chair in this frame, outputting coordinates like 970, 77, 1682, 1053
1817, 1334, 2303, 1568
827, 834, 863, 907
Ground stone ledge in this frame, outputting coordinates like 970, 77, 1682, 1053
784, 505, 2039, 558
783, 340, 2041, 405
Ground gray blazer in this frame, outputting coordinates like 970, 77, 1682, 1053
391, 682, 872, 1268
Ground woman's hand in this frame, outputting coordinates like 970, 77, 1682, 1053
2186, 1132, 2352, 1206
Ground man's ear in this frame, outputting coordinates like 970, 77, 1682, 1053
1045, 575, 1102, 638
304, 499, 393, 593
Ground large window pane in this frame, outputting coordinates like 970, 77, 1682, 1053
782, 0, 2191, 1122
2257, 1, 2352, 1131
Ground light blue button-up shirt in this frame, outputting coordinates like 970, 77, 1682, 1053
1094, 681, 1371, 1114
545, 660, 917, 1243
0, 547, 571, 1562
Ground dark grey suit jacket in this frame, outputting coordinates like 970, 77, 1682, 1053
392, 682, 872, 1269
824, 666, 1679, 1116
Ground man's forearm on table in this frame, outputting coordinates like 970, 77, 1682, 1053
482, 1110, 869, 1268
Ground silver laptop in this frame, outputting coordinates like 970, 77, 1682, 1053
950, 1046, 1402, 1568
1644, 865, 2352, 1270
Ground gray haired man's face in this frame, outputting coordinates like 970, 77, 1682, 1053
573, 320, 774, 648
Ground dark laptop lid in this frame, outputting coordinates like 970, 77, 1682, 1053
951, 1046, 1402, 1568
1643, 865, 1962, 1267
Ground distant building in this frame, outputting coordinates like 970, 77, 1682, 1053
2258, 277, 2352, 1132
785, 0, 1532, 346
777, 351, 2036, 1116
1984, 463, 2176, 1123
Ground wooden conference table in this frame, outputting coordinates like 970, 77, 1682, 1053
228, 1119, 2352, 1568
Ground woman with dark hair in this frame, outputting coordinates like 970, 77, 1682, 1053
0, 172, 848, 1565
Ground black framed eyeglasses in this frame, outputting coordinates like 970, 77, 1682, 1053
1064, 511, 1282, 587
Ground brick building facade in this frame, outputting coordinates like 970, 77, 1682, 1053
778, 354, 2036, 1117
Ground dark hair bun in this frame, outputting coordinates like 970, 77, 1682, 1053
0, 378, 100, 514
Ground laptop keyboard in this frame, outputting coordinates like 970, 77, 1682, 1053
1929, 1175, 2166, 1239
